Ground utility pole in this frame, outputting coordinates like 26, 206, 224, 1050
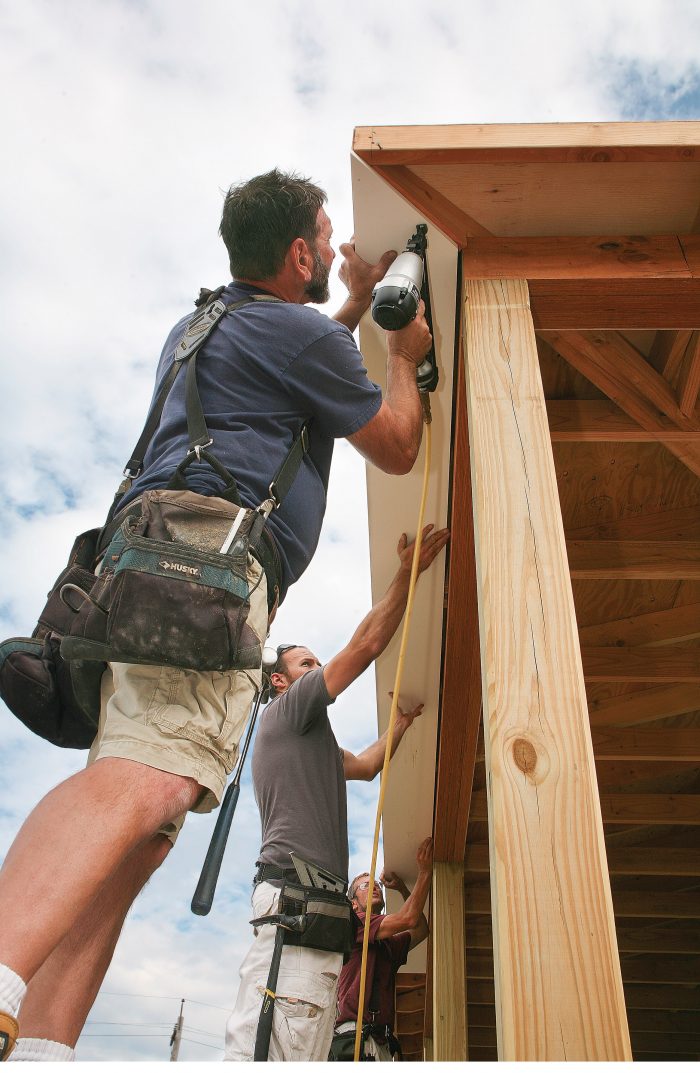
169, 999, 185, 1061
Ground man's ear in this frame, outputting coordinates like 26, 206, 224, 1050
270, 671, 287, 694
288, 237, 313, 282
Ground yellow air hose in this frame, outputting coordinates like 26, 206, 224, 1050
353, 400, 432, 1061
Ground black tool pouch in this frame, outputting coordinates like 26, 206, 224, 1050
61, 489, 264, 672
252, 881, 356, 959
0, 529, 104, 748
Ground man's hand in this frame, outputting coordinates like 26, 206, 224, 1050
397, 523, 450, 577
390, 693, 424, 736
386, 298, 432, 366
338, 239, 396, 308
416, 836, 433, 874
379, 869, 409, 898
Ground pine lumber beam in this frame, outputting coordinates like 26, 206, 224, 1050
433, 357, 482, 863
590, 727, 700, 761
546, 400, 700, 442
353, 122, 700, 164
461, 235, 695, 280
470, 790, 700, 825
587, 683, 700, 727
579, 603, 700, 647
567, 540, 700, 579
581, 645, 700, 682
530, 280, 700, 329
431, 863, 467, 1060
463, 277, 630, 1060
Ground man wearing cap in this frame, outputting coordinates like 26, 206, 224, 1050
224, 523, 448, 1062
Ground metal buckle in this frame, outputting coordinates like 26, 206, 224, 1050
259, 495, 277, 517
187, 439, 214, 461
123, 465, 141, 479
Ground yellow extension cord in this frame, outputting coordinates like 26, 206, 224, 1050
353, 408, 433, 1062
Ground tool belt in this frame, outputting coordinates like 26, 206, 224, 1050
0, 289, 310, 748
329, 1023, 403, 1062
253, 879, 356, 1061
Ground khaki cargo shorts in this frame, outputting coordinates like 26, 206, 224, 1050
87, 555, 268, 844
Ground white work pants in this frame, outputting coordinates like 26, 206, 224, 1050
225, 882, 343, 1062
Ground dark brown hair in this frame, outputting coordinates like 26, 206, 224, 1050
220, 168, 326, 279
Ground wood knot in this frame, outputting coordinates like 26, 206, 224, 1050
513, 738, 538, 775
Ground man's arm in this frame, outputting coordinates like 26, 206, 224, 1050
377, 838, 433, 949
347, 308, 430, 475
331, 240, 430, 476
342, 700, 422, 781
322, 524, 449, 702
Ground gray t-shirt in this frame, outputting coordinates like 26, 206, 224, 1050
252, 667, 348, 880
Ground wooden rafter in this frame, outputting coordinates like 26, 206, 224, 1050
530, 280, 700, 329
470, 790, 700, 825
581, 645, 700, 682
465, 843, 700, 876
590, 727, 700, 761
461, 235, 696, 280
567, 540, 700, 579
679, 330, 700, 416
543, 329, 700, 476
465, 885, 700, 919
567, 506, 700, 541
588, 683, 699, 726
649, 329, 694, 378
373, 164, 491, 243
353, 121, 700, 164
546, 400, 700, 442
579, 603, 700, 647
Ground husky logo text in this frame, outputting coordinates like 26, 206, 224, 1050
158, 560, 201, 577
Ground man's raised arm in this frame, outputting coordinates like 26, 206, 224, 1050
322, 523, 449, 702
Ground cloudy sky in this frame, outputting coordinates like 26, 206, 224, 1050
1, 0, 699, 1062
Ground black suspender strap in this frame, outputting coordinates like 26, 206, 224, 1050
253, 925, 286, 1061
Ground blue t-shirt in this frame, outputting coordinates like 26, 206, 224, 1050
123, 282, 382, 601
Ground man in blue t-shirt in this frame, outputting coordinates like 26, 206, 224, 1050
0, 170, 433, 1062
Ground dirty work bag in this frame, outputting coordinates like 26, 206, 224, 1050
60, 490, 266, 672
0, 529, 104, 748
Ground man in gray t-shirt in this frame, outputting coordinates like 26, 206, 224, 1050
225, 522, 449, 1061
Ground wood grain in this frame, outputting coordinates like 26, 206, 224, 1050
463, 277, 630, 1060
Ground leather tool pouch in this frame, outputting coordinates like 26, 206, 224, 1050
0, 529, 104, 748
60, 490, 264, 672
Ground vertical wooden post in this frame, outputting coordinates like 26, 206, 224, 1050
463, 278, 631, 1060
432, 862, 467, 1060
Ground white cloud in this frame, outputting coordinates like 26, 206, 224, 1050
1, 0, 698, 1059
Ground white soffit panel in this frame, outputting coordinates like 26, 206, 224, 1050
351, 154, 458, 968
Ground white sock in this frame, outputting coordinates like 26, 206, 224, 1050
8, 1038, 75, 1062
0, 964, 26, 1019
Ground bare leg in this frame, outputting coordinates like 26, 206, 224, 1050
17, 835, 172, 1048
0, 757, 199, 981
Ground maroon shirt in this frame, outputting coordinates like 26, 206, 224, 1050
336, 911, 411, 1028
